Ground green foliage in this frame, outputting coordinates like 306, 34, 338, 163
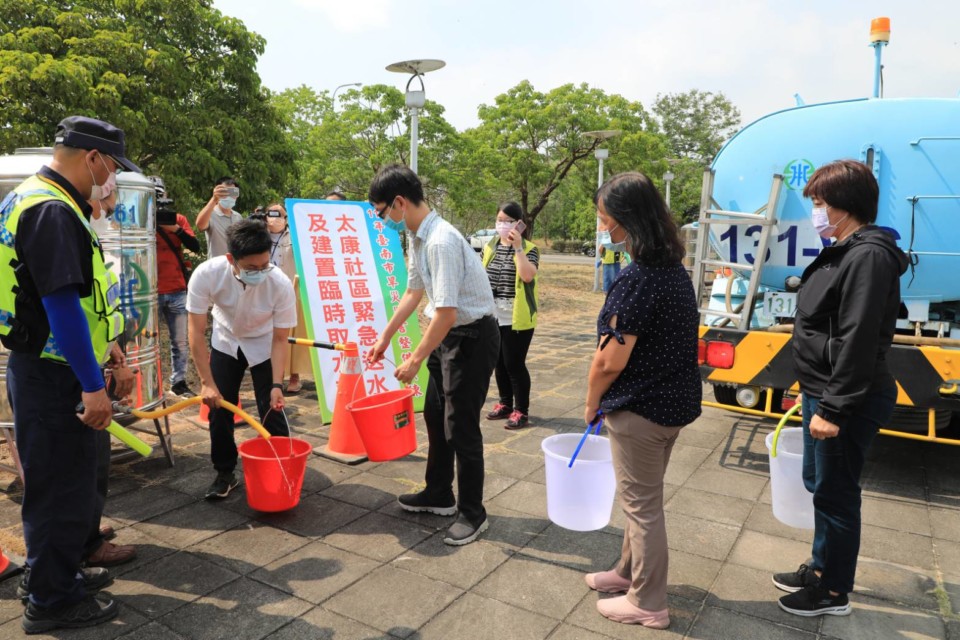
649, 90, 742, 220
457, 81, 656, 235
272, 84, 461, 210
0, 0, 295, 217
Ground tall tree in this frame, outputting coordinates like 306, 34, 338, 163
461, 81, 652, 232
273, 84, 461, 205
651, 89, 741, 164
0, 0, 294, 215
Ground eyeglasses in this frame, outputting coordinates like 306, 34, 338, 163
375, 199, 396, 220
266, 210, 283, 217
238, 263, 274, 274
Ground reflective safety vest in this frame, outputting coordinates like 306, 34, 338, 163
0, 174, 124, 364
482, 238, 539, 331
601, 248, 624, 265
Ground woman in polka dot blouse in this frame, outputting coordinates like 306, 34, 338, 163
582, 172, 702, 629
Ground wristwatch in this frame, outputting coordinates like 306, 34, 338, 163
271, 383, 284, 390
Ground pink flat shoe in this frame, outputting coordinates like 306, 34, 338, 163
584, 570, 631, 593
597, 596, 670, 628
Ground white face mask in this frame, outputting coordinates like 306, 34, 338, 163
811, 206, 848, 239
88, 154, 116, 201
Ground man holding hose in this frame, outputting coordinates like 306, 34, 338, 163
0, 116, 139, 633
187, 219, 296, 500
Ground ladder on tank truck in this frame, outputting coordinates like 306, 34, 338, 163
691, 171, 785, 330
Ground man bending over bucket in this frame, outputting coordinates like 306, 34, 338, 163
366, 164, 499, 546
187, 219, 296, 500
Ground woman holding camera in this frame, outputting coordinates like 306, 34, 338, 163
482, 201, 539, 430
264, 203, 310, 393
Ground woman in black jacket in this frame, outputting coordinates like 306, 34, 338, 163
773, 160, 907, 617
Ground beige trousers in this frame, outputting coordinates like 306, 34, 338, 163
606, 410, 680, 611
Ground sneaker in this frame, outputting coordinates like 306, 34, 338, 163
22, 593, 118, 634
486, 403, 513, 420
584, 569, 631, 594
205, 471, 239, 500
170, 381, 196, 397
397, 490, 457, 516
18, 567, 114, 603
778, 584, 852, 617
596, 595, 670, 628
443, 513, 489, 546
505, 410, 529, 430
772, 563, 820, 593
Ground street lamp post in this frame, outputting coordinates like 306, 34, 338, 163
663, 170, 675, 209
332, 82, 361, 110
582, 130, 622, 292
386, 59, 446, 174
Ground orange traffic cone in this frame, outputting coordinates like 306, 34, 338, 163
199, 398, 245, 425
0, 545, 22, 582
314, 342, 368, 464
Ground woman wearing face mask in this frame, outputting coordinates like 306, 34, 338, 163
482, 202, 539, 430
582, 172, 701, 629
264, 203, 310, 393
772, 160, 907, 618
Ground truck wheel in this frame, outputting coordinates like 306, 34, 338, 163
712, 384, 783, 411
712, 384, 737, 405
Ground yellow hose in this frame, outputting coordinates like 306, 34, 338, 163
129, 396, 272, 440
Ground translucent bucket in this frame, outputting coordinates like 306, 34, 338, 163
765, 427, 814, 529
541, 434, 617, 531
346, 388, 417, 462
238, 437, 311, 512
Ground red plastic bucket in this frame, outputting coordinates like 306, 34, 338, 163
346, 388, 417, 461
238, 436, 311, 512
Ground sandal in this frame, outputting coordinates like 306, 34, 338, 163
285, 376, 302, 394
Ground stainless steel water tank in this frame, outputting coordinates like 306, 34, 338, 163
0, 148, 163, 413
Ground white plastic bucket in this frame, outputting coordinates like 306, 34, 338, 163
541, 434, 617, 531
765, 427, 815, 529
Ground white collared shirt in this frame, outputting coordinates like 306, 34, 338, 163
186, 256, 297, 365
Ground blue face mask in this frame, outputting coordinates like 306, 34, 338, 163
598, 226, 627, 252
237, 267, 270, 286
381, 199, 407, 233
384, 216, 407, 233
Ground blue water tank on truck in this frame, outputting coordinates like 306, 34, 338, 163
694, 17, 960, 444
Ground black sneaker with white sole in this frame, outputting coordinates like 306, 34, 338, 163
170, 381, 196, 397
22, 593, 118, 634
778, 584, 852, 617
443, 514, 489, 546
772, 563, 820, 593
205, 471, 239, 500
18, 567, 113, 603
397, 490, 457, 516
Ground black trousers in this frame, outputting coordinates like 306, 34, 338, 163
494, 326, 534, 414
209, 347, 289, 473
82, 429, 111, 558
422, 315, 499, 525
8, 352, 96, 609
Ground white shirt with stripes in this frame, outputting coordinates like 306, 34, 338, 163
407, 210, 495, 327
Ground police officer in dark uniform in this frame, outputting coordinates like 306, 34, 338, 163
0, 116, 139, 634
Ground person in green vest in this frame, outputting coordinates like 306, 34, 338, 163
482, 202, 540, 429
600, 241, 629, 292
0, 116, 138, 633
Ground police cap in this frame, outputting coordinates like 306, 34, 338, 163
54, 116, 142, 173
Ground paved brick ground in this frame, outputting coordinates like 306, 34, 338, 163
1, 310, 958, 638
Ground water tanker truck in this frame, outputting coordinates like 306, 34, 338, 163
691, 17, 960, 445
